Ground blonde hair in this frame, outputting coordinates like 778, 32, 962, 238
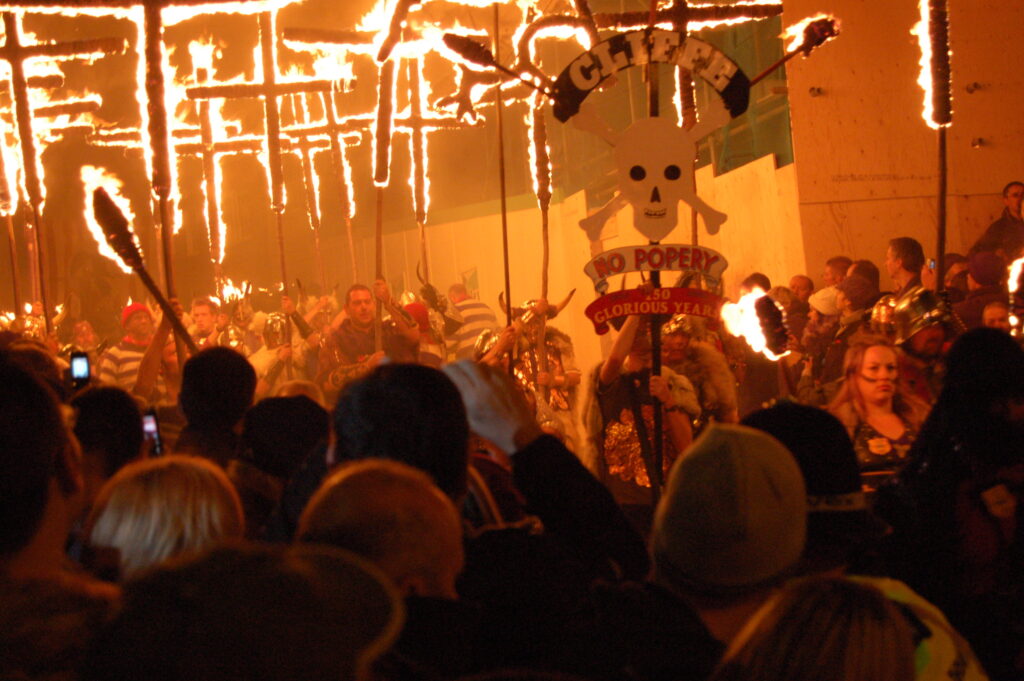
827, 338, 929, 436
711, 577, 916, 681
86, 455, 244, 580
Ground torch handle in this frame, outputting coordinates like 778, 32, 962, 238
133, 265, 199, 355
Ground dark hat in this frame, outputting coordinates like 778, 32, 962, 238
968, 251, 1005, 287
835, 275, 877, 311
742, 401, 889, 570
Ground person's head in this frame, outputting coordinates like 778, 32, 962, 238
0, 355, 81, 559
298, 460, 464, 599
71, 386, 144, 505
966, 250, 1005, 289
344, 284, 374, 329
661, 316, 696, 365
178, 346, 257, 431
73, 319, 99, 349
807, 286, 839, 320
847, 259, 881, 291
82, 544, 404, 681
710, 577, 916, 681
652, 424, 806, 607
885, 238, 925, 281
4, 339, 69, 402
190, 297, 219, 334
982, 301, 1011, 332
824, 256, 852, 286
742, 403, 888, 573
403, 301, 431, 336
740, 272, 772, 295
1002, 180, 1024, 217
788, 275, 814, 303
941, 327, 1024, 424
242, 396, 330, 480
85, 455, 244, 580
334, 364, 470, 501
942, 252, 968, 286
263, 312, 289, 350
121, 303, 154, 341
448, 282, 469, 303
275, 379, 327, 407
834, 275, 877, 314
892, 288, 950, 360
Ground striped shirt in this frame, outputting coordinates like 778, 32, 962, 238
449, 299, 498, 361
97, 340, 147, 391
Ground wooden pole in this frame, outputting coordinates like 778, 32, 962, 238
372, 59, 395, 353
320, 90, 360, 284
494, 3, 512, 331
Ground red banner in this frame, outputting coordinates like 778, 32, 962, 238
585, 287, 724, 335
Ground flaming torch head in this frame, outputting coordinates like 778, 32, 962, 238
443, 33, 498, 69
798, 17, 840, 56
92, 188, 142, 271
721, 288, 790, 361
755, 295, 790, 358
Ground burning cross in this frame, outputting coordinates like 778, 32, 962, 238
0, 11, 126, 332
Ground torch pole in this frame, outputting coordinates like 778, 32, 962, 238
320, 90, 360, 284
928, 0, 952, 292
646, 33, 665, 498
372, 59, 396, 353
408, 58, 430, 283
3, 213, 22, 314
4, 12, 51, 334
494, 3, 513, 334
936, 127, 947, 291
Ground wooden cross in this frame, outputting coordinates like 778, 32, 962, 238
0, 11, 125, 331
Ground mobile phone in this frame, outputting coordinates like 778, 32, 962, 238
928, 258, 937, 270
143, 408, 164, 456
70, 351, 90, 388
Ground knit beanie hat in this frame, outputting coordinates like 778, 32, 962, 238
121, 302, 152, 328
652, 424, 806, 596
808, 286, 839, 316
835, 275, 877, 311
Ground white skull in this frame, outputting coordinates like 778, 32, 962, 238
614, 117, 693, 243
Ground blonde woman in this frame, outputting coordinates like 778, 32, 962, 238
827, 338, 929, 487
85, 455, 244, 580
710, 577, 916, 681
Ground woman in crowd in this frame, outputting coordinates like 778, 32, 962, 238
827, 338, 929, 489
709, 577, 916, 681
85, 455, 244, 580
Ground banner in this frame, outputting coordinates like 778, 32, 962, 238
584, 287, 724, 335
552, 30, 750, 122
583, 244, 728, 293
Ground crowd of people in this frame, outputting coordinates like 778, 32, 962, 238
2, 180, 1023, 680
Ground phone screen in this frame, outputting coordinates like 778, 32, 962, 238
143, 411, 163, 456
70, 354, 90, 381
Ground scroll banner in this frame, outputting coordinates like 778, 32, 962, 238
585, 287, 724, 335
584, 244, 728, 294
552, 30, 750, 122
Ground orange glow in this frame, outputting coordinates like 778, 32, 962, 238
912, 0, 951, 130
721, 287, 789, 361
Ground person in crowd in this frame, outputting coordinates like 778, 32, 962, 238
4, 336, 72, 402
651, 424, 806, 646
71, 386, 145, 513
97, 302, 156, 394
249, 312, 304, 401
827, 338, 930, 490
174, 346, 257, 466
885, 237, 925, 300
447, 282, 499, 361
0, 356, 119, 681
794, 285, 840, 393
82, 545, 404, 681
661, 314, 738, 427
823, 255, 852, 288
318, 281, 420, 399
982, 300, 1012, 332
879, 328, 1024, 680
231, 395, 329, 539
740, 272, 771, 293
189, 296, 220, 348
817, 274, 876, 386
892, 287, 953, 404
404, 300, 445, 367
275, 378, 327, 406
709, 577, 917, 681
582, 313, 698, 534
85, 455, 244, 581
741, 402, 992, 681
953, 250, 1007, 330
298, 460, 479, 678
788, 274, 813, 303
970, 180, 1024, 260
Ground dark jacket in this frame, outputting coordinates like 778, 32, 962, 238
953, 285, 1007, 330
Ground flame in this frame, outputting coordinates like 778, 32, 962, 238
23, 302, 32, 314
720, 287, 789, 361
220, 277, 248, 302
782, 13, 831, 53
1009, 256, 1024, 300
80, 165, 138, 275
912, 0, 951, 130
